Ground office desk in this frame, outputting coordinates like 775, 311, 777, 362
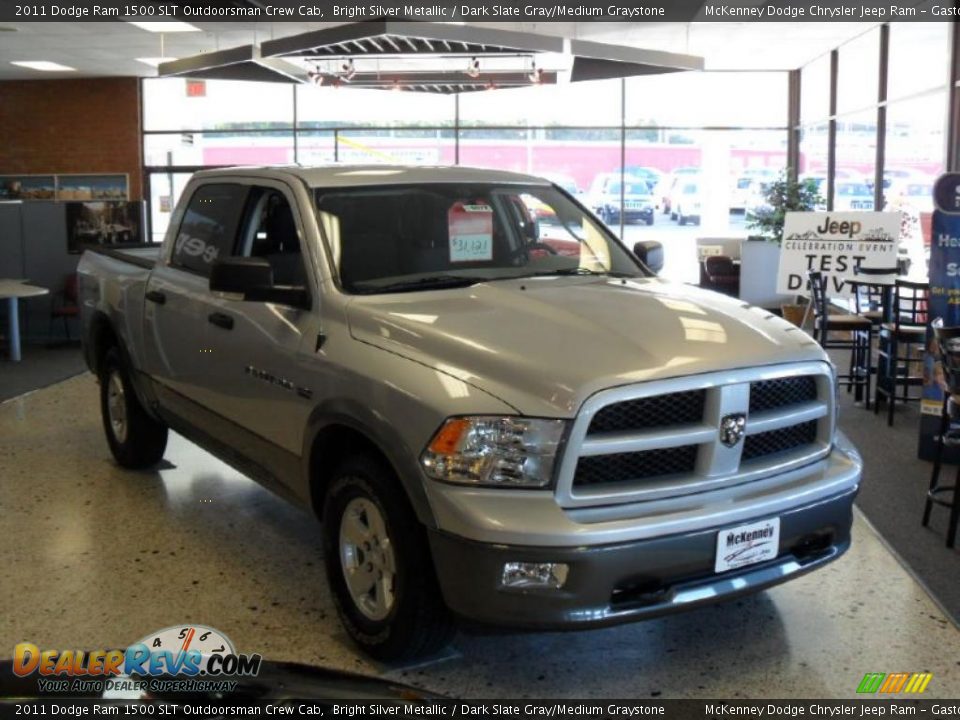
0, 279, 50, 362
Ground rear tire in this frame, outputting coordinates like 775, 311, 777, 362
99, 347, 168, 469
322, 455, 455, 661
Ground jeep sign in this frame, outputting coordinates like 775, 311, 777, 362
776, 211, 901, 298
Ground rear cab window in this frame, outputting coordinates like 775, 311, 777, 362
171, 183, 248, 276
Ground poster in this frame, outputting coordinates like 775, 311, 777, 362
776, 212, 901, 299
918, 173, 960, 461
66, 201, 143, 254
58, 174, 128, 201
0, 175, 56, 200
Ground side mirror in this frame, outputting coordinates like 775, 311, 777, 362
634, 241, 664, 274
210, 257, 309, 309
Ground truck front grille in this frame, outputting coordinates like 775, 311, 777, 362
588, 390, 705, 434
749, 376, 817, 413
742, 421, 818, 462
561, 364, 834, 506
574, 446, 698, 486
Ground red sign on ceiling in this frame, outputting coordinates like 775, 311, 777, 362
185, 80, 206, 98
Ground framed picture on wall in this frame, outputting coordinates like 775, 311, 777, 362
57, 174, 128, 201
66, 201, 143, 254
0, 175, 56, 200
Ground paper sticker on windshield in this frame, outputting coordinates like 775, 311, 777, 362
449, 201, 493, 262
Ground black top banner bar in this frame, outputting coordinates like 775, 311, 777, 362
2, 698, 960, 719
3, 0, 959, 23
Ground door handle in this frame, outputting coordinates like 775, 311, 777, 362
208, 312, 234, 331
145, 290, 166, 305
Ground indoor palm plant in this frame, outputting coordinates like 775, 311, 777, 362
746, 172, 824, 244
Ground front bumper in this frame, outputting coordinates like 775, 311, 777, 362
425, 435, 861, 628
606, 207, 654, 223
428, 486, 855, 628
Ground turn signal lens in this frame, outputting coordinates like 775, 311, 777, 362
427, 418, 472, 455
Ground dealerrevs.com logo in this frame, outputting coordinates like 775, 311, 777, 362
12, 624, 262, 694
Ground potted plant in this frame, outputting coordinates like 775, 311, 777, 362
745, 172, 824, 326
746, 172, 824, 243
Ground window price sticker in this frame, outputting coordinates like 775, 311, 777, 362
449, 201, 493, 262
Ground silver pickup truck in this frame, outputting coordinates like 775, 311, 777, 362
79, 165, 862, 661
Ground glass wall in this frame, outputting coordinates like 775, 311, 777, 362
796, 21, 950, 269
800, 22, 950, 225
142, 71, 790, 282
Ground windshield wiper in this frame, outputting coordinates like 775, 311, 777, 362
511, 268, 639, 279
353, 274, 485, 294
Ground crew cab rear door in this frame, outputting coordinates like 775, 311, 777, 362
143, 182, 249, 405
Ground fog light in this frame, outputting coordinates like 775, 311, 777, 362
502, 562, 569, 589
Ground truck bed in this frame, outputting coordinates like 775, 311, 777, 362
87, 244, 161, 270
78, 244, 162, 376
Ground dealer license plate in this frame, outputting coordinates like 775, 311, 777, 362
714, 517, 781, 573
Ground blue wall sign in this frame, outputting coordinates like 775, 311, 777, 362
919, 173, 960, 460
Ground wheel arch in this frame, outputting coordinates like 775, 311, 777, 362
85, 310, 119, 377
302, 402, 436, 529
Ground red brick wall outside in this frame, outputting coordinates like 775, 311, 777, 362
0, 77, 142, 199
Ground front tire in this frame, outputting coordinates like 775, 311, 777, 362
99, 347, 168, 469
322, 455, 455, 661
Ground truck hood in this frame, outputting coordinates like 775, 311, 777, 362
346, 276, 826, 417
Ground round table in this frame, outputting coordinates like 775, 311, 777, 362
0, 279, 50, 363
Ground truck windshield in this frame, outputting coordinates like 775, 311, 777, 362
315, 184, 646, 294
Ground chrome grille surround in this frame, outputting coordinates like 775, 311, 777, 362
556, 361, 835, 508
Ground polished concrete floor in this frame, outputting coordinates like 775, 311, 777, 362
2, 374, 959, 699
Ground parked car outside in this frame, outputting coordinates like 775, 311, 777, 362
833, 181, 875, 211
589, 172, 655, 225
673, 180, 704, 226
655, 167, 699, 217
623, 165, 663, 193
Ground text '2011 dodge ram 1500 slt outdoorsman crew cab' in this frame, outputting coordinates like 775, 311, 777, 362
79, 166, 862, 661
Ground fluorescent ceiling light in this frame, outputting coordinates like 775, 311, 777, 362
136, 57, 178, 67
126, 21, 199, 32
10, 61, 75, 72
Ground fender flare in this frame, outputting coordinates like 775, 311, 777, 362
301, 398, 437, 528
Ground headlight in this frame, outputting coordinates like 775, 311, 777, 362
421, 416, 566, 488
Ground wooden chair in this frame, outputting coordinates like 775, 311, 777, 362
49, 273, 80, 342
875, 279, 928, 426
851, 266, 899, 327
808, 270, 873, 406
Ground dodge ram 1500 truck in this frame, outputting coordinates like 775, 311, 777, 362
79, 165, 863, 661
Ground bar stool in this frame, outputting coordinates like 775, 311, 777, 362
851, 266, 899, 327
875, 279, 929, 426
924, 319, 960, 548
808, 270, 873, 404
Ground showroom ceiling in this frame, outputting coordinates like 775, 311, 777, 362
0, 19, 880, 81
155, 21, 706, 92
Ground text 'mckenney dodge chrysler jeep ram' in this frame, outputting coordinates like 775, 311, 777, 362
79, 166, 862, 660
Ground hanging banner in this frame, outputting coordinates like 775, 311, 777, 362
776, 212, 900, 299
919, 173, 960, 460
